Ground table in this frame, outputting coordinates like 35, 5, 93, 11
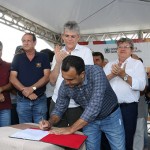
0, 123, 86, 150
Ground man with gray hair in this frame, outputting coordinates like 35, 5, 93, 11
0, 41, 12, 127
49, 21, 93, 127
104, 38, 146, 150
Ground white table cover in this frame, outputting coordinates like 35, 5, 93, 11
0, 124, 85, 150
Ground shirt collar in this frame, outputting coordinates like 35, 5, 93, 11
116, 56, 131, 66
62, 44, 80, 52
83, 76, 88, 85
79, 74, 88, 87
23, 50, 37, 57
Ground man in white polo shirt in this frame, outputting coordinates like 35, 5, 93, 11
49, 21, 93, 127
104, 38, 146, 150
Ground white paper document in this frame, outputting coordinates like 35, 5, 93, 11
10, 128, 49, 141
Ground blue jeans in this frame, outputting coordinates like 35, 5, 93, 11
83, 107, 125, 150
0, 109, 11, 127
16, 94, 47, 123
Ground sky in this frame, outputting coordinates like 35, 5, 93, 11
0, 23, 53, 62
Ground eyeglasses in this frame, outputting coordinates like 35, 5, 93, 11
118, 46, 131, 49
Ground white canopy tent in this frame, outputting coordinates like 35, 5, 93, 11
0, 0, 150, 36
0, 0, 150, 67
0, 1, 150, 148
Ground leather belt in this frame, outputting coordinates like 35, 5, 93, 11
108, 104, 119, 116
119, 102, 137, 107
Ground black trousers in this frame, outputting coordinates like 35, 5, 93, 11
49, 100, 83, 127
120, 102, 138, 150
46, 97, 52, 120
11, 103, 19, 125
101, 132, 111, 150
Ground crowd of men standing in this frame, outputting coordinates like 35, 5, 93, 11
0, 20, 149, 150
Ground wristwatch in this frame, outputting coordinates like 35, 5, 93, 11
32, 86, 37, 91
123, 74, 128, 81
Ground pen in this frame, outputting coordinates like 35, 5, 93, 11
41, 116, 45, 125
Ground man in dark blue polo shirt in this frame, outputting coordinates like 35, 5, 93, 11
10, 33, 50, 123
39, 55, 125, 150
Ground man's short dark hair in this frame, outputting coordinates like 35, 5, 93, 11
92, 52, 104, 61
15, 45, 24, 54
24, 33, 36, 42
62, 55, 85, 75
40, 49, 54, 62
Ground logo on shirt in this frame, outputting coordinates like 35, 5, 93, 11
36, 63, 41, 68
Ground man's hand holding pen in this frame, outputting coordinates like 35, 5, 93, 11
39, 119, 52, 131
39, 115, 61, 131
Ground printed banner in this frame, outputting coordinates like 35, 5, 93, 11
85, 39, 150, 70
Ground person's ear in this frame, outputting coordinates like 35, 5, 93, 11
81, 71, 85, 79
77, 34, 80, 41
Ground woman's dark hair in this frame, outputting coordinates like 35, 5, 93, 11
62, 55, 85, 75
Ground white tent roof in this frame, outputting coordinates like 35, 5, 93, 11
0, 0, 150, 35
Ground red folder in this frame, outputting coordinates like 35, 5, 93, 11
40, 133, 87, 149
